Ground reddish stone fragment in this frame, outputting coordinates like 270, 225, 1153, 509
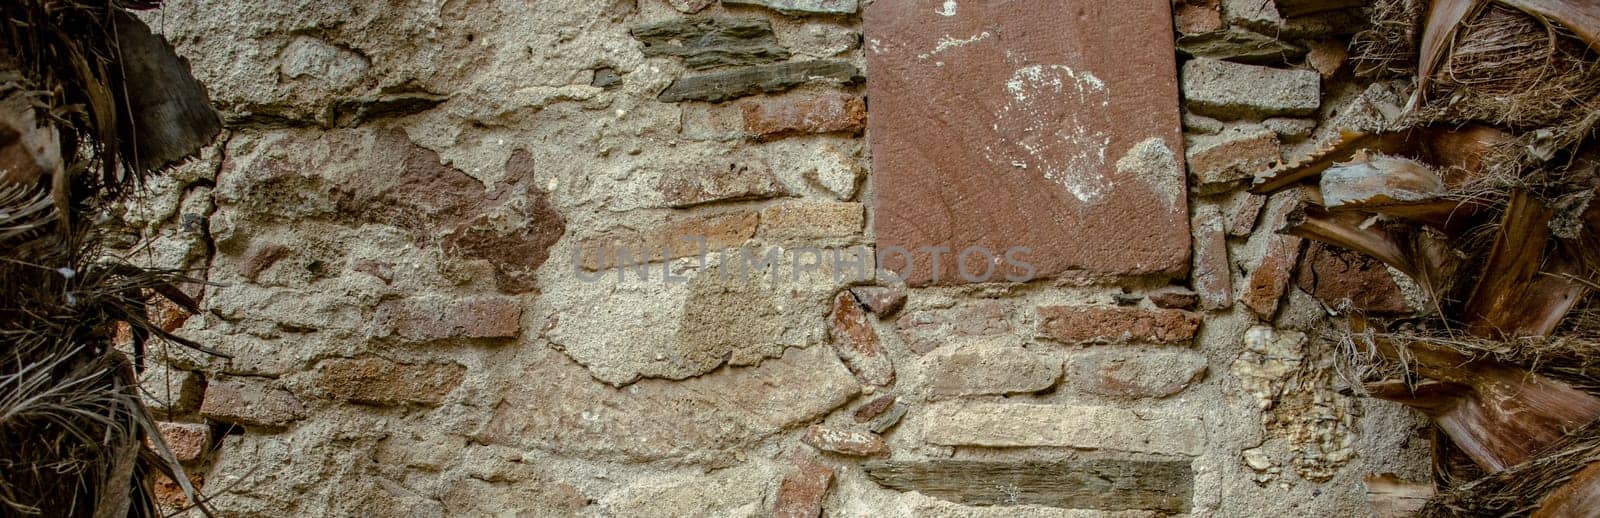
577, 211, 758, 270
153, 473, 203, 509
1068, 349, 1208, 398
1148, 286, 1200, 309
237, 242, 288, 280
1175, 0, 1224, 35
828, 291, 894, 386
1296, 242, 1409, 314
853, 394, 897, 422
849, 286, 906, 316
1242, 233, 1304, 319
315, 357, 467, 406
1227, 193, 1267, 237
377, 295, 523, 342
866, 0, 1190, 285
198, 379, 304, 429
895, 301, 1012, 354
1037, 306, 1200, 345
743, 93, 866, 139
155, 422, 211, 463
1191, 205, 1234, 310
1306, 39, 1349, 79
655, 157, 785, 208
774, 454, 835, 518
802, 425, 888, 456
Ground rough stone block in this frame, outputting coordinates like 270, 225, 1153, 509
896, 301, 1013, 354
774, 454, 835, 518
922, 402, 1205, 455
760, 202, 863, 239
155, 422, 211, 463
867, 0, 1190, 285
742, 93, 866, 139
631, 17, 790, 70
828, 291, 894, 386
1305, 39, 1349, 78
801, 425, 888, 456
1174, 0, 1223, 35
1036, 306, 1200, 346
655, 157, 785, 208
725, 0, 858, 15
1182, 58, 1320, 119
927, 346, 1061, 398
377, 295, 523, 342
658, 60, 861, 103
140, 365, 205, 416
314, 357, 467, 406
198, 379, 304, 429
1241, 231, 1303, 319
1186, 124, 1280, 189
1222, 0, 1281, 29
1067, 349, 1209, 398
863, 458, 1193, 513
1149, 286, 1200, 309
1191, 205, 1234, 310
666, 0, 716, 13
848, 286, 905, 316
1176, 28, 1305, 64
854, 394, 897, 422
1262, 117, 1317, 142
578, 211, 758, 270
1227, 193, 1267, 237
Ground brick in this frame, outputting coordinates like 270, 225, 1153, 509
759, 202, 863, 239
658, 60, 861, 103
895, 301, 1012, 354
868, 0, 1191, 285
153, 473, 203, 509
1221, 0, 1281, 29
801, 425, 888, 456
377, 295, 523, 342
922, 402, 1205, 455
1182, 58, 1320, 119
155, 422, 211, 463
1068, 349, 1208, 398
725, 0, 857, 15
1262, 117, 1317, 142
1241, 232, 1303, 319
1185, 124, 1280, 189
1296, 242, 1409, 314
1174, 0, 1223, 35
654, 157, 785, 208
853, 394, 897, 422
1227, 193, 1267, 237
1191, 205, 1234, 310
315, 357, 467, 406
578, 211, 758, 270
630, 17, 789, 70
773, 454, 834, 518
198, 379, 304, 429
927, 346, 1061, 398
1037, 306, 1200, 346
848, 286, 905, 316
742, 93, 865, 139
1149, 286, 1200, 309
827, 291, 894, 386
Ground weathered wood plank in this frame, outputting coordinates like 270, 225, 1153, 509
861, 458, 1192, 513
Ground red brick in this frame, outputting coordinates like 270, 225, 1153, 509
1227, 193, 1267, 237
828, 291, 894, 386
154, 422, 211, 463
153, 473, 203, 509
1191, 205, 1234, 310
1296, 242, 1409, 314
743, 93, 866, 139
377, 295, 522, 342
1186, 125, 1280, 189
1037, 306, 1200, 345
577, 211, 758, 270
198, 379, 304, 429
315, 357, 466, 406
867, 0, 1191, 285
801, 425, 888, 456
774, 454, 834, 518
1148, 286, 1200, 309
895, 301, 1012, 354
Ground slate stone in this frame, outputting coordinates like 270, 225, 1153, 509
658, 60, 861, 103
723, 0, 858, 15
863, 458, 1193, 513
631, 17, 791, 70
866, 0, 1190, 285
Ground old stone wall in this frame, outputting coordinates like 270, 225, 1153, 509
121, 0, 1431, 516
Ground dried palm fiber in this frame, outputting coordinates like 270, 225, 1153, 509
1418, 418, 1600, 516
0, 0, 221, 516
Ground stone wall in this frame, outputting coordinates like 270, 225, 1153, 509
122, 0, 1431, 516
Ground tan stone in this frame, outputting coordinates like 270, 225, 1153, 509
922, 402, 1205, 455
801, 425, 888, 456
578, 211, 758, 270
1067, 349, 1209, 398
314, 357, 466, 406
926, 346, 1060, 398
1191, 205, 1234, 310
377, 295, 522, 342
774, 454, 834, 518
655, 157, 785, 208
198, 379, 304, 429
896, 301, 1013, 354
759, 202, 864, 239
828, 291, 894, 386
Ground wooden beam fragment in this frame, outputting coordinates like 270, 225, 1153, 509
862, 458, 1192, 513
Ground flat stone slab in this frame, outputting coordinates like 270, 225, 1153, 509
866, 0, 1190, 285
863, 458, 1193, 513
922, 402, 1204, 455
